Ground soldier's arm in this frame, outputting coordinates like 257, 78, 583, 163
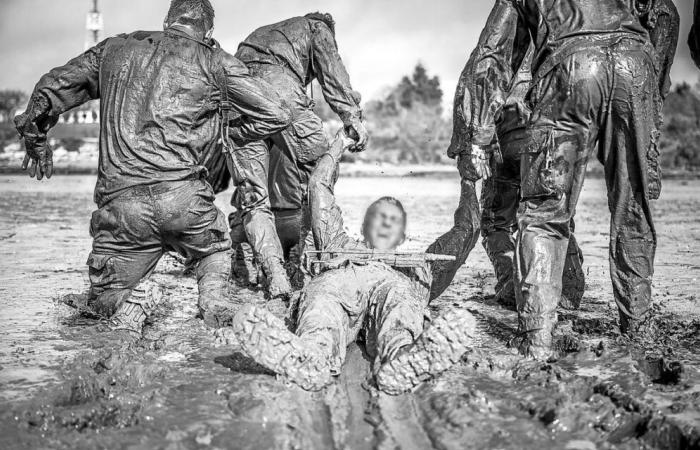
463, 0, 528, 148
425, 157, 481, 300
648, 0, 680, 100
220, 53, 292, 145
307, 133, 356, 251
310, 22, 362, 126
14, 40, 106, 179
690, 0, 700, 69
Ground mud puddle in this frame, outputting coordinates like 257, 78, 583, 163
0, 257, 698, 450
1, 176, 700, 449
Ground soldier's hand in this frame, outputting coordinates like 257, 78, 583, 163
470, 144, 491, 179
14, 113, 54, 180
345, 119, 369, 153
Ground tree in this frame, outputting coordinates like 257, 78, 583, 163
0, 90, 27, 124
381, 63, 443, 115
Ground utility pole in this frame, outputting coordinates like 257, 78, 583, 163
85, 0, 103, 50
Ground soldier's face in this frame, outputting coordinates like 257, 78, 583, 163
363, 202, 406, 251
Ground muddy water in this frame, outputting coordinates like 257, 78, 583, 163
0, 174, 699, 449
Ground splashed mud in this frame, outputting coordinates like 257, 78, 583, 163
0, 175, 699, 449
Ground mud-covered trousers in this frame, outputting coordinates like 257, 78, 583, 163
87, 179, 232, 317
229, 64, 328, 272
481, 133, 584, 308
516, 38, 659, 355
295, 263, 428, 373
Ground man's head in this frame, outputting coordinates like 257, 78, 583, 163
305, 12, 336, 35
362, 197, 407, 251
164, 0, 215, 37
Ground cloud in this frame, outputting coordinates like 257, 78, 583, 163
1, 0, 697, 106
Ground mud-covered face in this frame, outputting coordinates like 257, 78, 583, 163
362, 200, 406, 250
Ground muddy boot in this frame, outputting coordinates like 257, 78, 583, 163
516, 321, 557, 361
108, 281, 163, 337
484, 232, 517, 311
262, 257, 292, 299
197, 251, 233, 328
375, 308, 477, 395
231, 242, 261, 287
560, 236, 585, 310
230, 304, 332, 391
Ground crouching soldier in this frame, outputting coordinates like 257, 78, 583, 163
227, 13, 369, 298
14, 0, 292, 334
218, 132, 481, 395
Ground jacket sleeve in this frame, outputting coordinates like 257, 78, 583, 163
310, 21, 363, 126
219, 52, 292, 145
307, 137, 356, 252
690, 0, 700, 69
425, 157, 481, 300
462, 0, 529, 147
32, 39, 106, 117
647, 0, 680, 100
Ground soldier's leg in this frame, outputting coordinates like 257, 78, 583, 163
515, 50, 605, 359
370, 276, 478, 395
481, 145, 521, 309
161, 180, 232, 327
604, 44, 659, 335
88, 193, 164, 335
226, 271, 364, 391
427, 156, 482, 300
228, 210, 260, 287
230, 140, 290, 297
273, 109, 329, 267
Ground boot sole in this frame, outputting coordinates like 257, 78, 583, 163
231, 305, 331, 391
376, 308, 477, 395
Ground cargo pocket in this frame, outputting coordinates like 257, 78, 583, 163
519, 127, 569, 200
290, 110, 328, 164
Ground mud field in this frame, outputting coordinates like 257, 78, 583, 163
0, 174, 698, 450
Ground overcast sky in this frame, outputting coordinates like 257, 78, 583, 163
1, 0, 697, 108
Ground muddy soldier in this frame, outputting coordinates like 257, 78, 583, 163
461, 0, 678, 359
221, 132, 481, 394
452, 49, 585, 311
13, 0, 292, 333
227, 13, 369, 298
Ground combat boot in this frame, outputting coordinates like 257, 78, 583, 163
108, 281, 163, 337
375, 308, 477, 395
262, 257, 293, 299
228, 305, 332, 391
231, 242, 261, 288
197, 251, 234, 328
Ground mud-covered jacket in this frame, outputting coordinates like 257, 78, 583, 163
450, 0, 655, 154
27, 26, 291, 206
690, 0, 700, 68
235, 16, 361, 126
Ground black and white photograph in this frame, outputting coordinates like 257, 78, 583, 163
0, 0, 699, 448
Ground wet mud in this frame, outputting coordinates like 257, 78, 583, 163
0, 175, 699, 449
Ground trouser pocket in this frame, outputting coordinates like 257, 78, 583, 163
520, 127, 559, 199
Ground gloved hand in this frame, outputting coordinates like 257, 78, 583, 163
344, 117, 369, 153
470, 144, 491, 179
14, 112, 54, 180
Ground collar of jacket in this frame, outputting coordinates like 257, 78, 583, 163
165, 25, 213, 48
